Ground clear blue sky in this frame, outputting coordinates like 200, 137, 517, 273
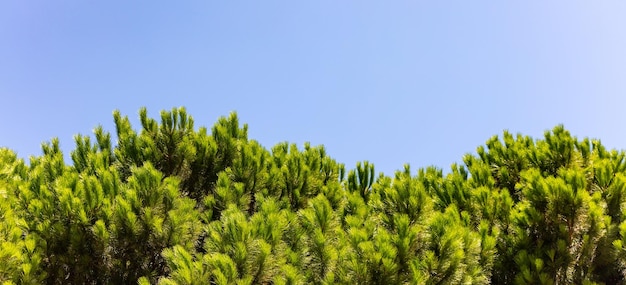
1, 1, 625, 175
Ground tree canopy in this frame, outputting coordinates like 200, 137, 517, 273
1, 107, 626, 284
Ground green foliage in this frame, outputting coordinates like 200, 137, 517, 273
347, 161, 375, 202
4, 109, 626, 284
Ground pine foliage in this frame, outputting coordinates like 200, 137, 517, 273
2, 107, 626, 284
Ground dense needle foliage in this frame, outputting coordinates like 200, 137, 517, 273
2, 107, 626, 284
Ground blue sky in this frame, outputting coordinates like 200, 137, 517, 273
1, 1, 625, 175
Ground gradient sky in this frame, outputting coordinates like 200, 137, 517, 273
1, 1, 625, 175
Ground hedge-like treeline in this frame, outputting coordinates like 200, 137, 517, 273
2, 107, 626, 284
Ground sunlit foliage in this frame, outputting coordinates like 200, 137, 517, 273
1, 107, 625, 284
